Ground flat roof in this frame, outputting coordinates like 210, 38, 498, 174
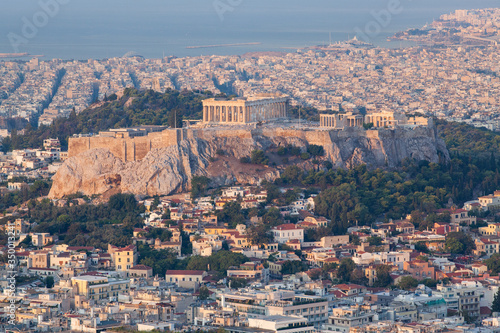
71, 275, 107, 282
263, 315, 305, 322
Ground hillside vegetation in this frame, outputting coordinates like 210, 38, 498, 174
2, 88, 211, 151
436, 119, 500, 156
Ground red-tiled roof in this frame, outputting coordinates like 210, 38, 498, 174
273, 223, 302, 231
130, 265, 152, 270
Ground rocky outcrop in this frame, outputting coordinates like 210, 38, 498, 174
48, 125, 449, 199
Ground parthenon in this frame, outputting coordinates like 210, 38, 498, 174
202, 94, 289, 124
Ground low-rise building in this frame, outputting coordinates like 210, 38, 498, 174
71, 275, 130, 301
323, 306, 376, 333
272, 224, 304, 244
247, 315, 315, 333
165, 270, 207, 289
403, 259, 436, 280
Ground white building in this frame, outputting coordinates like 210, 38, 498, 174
248, 315, 314, 333
272, 224, 304, 244
352, 251, 410, 270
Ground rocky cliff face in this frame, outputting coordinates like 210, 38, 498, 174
48, 126, 449, 199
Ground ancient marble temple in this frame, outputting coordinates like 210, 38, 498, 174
202, 94, 289, 124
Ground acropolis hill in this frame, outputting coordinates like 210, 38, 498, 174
49, 96, 449, 199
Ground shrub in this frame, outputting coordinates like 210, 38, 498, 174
240, 156, 251, 164
307, 144, 324, 157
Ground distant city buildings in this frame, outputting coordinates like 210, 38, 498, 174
1, 8, 500, 131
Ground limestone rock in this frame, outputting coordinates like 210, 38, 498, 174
48, 126, 449, 199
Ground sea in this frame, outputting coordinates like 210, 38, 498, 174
0, 0, 499, 60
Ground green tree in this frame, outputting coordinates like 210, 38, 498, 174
367, 236, 383, 246
247, 224, 273, 245
228, 277, 247, 289
337, 258, 356, 282
492, 288, 500, 313
349, 268, 368, 285
414, 242, 429, 253
374, 265, 393, 287
250, 150, 269, 165
282, 261, 307, 275
45, 276, 55, 288
349, 234, 361, 245
307, 144, 324, 157
485, 254, 500, 275
198, 286, 210, 300
444, 232, 475, 254
186, 251, 248, 277
191, 176, 211, 199
421, 278, 437, 289
216, 201, 245, 229
398, 276, 418, 290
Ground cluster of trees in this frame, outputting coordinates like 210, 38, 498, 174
444, 232, 475, 255
240, 150, 269, 165
2, 88, 210, 151
485, 254, 500, 275
191, 176, 211, 199
216, 201, 246, 229
0, 194, 145, 249
137, 248, 248, 277
331, 258, 392, 287
437, 119, 500, 157
0, 179, 51, 212
273, 150, 500, 234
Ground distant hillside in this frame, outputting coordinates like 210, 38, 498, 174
436, 119, 500, 156
2, 88, 211, 151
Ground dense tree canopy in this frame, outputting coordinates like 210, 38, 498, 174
444, 232, 475, 255
0, 193, 145, 248
2, 88, 210, 151
485, 254, 500, 275
186, 251, 248, 278
398, 276, 419, 290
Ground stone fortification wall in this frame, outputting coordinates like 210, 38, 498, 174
52, 124, 449, 199
68, 129, 182, 161
68, 125, 443, 165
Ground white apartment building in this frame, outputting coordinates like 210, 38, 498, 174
352, 251, 410, 270
272, 224, 304, 244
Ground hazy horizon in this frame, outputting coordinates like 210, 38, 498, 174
1, 0, 499, 59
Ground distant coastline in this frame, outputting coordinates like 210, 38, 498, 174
186, 42, 261, 49
0, 53, 44, 59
